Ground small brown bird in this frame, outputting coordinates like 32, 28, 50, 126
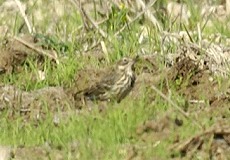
78, 57, 137, 103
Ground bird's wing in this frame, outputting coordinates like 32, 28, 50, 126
83, 70, 117, 99
100, 70, 118, 85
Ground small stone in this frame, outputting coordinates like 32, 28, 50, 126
0, 146, 12, 160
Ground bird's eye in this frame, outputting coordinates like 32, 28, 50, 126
123, 58, 128, 63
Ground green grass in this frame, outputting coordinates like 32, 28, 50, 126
0, 0, 229, 159
0, 97, 156, 159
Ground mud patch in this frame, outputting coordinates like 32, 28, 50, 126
170, 121, 230, 159
0, 85, 73, 123
0, 34, 59, 74
133, 51, 230, 159
136, 114, 180, 142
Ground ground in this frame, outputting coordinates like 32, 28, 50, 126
0, 0, 230, 160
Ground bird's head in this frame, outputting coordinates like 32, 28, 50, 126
116, 57, 137, 74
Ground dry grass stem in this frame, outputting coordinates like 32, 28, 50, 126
14, 0, 34, 33
115, 0, 158, 36
14, 37, 59, 64
151, 85, 203, 129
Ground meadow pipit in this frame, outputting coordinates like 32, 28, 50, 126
76, 57, 137, 103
